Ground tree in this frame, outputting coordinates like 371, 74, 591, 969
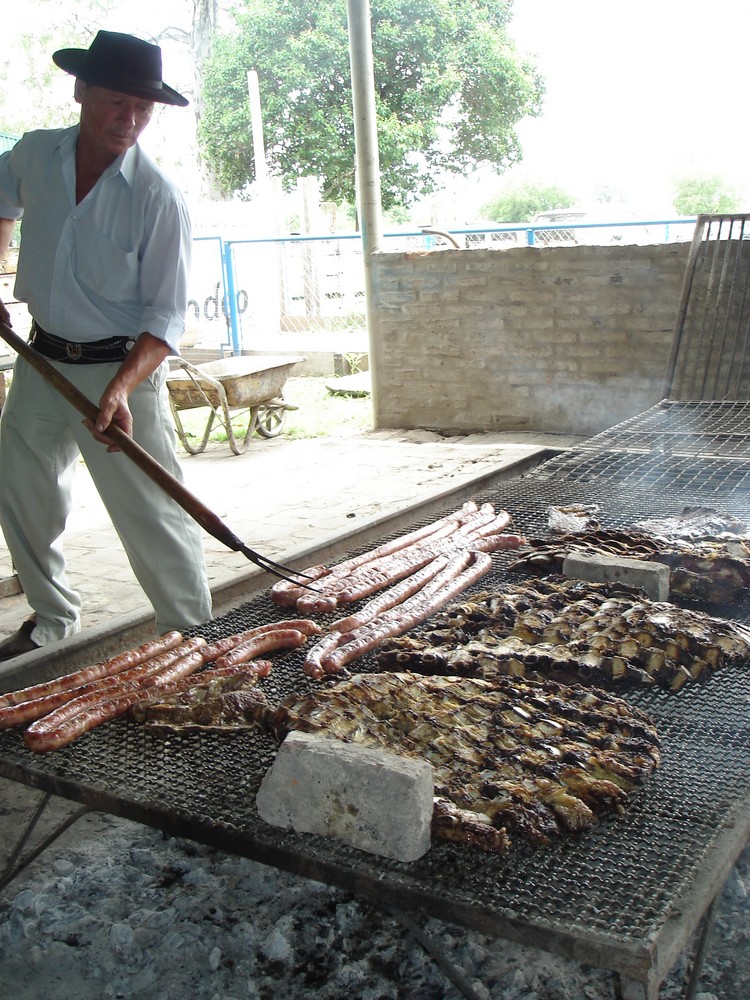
0, 3, 119, 135
2, 1, 223, 198
673, 174, 743, 216
198, 0, 544, 209
481, 183, 575, 223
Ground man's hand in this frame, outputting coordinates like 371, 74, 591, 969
83, 331, 171, 451
83, 387, 133, 452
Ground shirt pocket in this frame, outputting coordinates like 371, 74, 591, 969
74, 227, 140, 302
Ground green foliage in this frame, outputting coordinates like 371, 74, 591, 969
481, 183, 575, 223
0, 2, 115, 134
672, 175, 743, 216
198, 0, 543, 209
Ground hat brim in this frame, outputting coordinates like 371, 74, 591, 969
53, 48, 189, 107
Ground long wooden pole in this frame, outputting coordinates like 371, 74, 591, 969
0, 321, 306, 582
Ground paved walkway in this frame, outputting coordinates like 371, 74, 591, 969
0, 426, 580, 646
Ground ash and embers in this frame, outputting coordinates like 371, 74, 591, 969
0, 792, 746, 1000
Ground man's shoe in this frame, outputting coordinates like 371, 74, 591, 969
0, 619, 40, 661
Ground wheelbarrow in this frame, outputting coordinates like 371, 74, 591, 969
166, 354, 305, 455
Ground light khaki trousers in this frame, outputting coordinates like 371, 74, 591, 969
0, 355, 212, 643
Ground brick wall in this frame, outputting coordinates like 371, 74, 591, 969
369, 241, 690, 436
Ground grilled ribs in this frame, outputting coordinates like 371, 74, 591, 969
270, 671, 661, 853
376, 577, 750, 691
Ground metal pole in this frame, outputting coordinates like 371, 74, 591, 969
247, 69, 269, 184
346, 0, 383, 419
222, 240, 242, 355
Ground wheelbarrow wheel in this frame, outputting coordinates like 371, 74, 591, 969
255, 402, 288, 438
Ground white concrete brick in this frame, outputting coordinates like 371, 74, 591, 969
563, 552, 670, 601
255, 731, 434, 862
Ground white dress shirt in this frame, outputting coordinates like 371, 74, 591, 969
0, 125, 190, 354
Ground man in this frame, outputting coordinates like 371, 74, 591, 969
0, 31, 212, 660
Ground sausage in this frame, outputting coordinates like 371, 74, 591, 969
329, 555, 452, 634
267, 619, 322, 636
333, 524, 487, 606
269, 503, 480, 609
0, 683, 111, 730
22, 638, 206, 747
319, 552, 492, 674
7, 659, 272, 731
200, 619, 321, 663
24, 640, 208, 753
0, 631, 184, 709
293, 593, 340, 614
460, 509, 512, 540
0, 635, 201, 730
315, 501, 479, 579
452, 503, 500, 537
329, 507, 504, 607
302, 632, 346, 680
213, 629, 307, 670
470, 532, 527, 552
268, 565, 332, 607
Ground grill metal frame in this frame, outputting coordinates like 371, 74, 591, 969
2, 400, 750, 999
664, 213, 750, 401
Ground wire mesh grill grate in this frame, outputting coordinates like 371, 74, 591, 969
1, 400, 750, 965
527, 399, 750, 494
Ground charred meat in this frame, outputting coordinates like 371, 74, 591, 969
269, 671, 661, 853
377, 577, 750, 692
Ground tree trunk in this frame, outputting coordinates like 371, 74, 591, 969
191, 0, 225, 199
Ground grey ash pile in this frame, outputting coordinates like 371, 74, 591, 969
0, 805, 747, 1000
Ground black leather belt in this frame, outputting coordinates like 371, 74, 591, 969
29, 321, 136, 364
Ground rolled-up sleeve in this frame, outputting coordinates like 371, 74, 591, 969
138, 187, 192, 355
0, 140, 26, 221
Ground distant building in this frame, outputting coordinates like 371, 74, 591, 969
0, 132, 18, 154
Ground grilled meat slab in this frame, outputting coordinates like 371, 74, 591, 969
633, 505, 749, 542
377, 577, 750, 691
508, 525, 750, 609
270, 671, 661, 853
130, 670, 271, 734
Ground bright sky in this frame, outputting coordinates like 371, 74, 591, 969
10, 1, 750, 218
505, 0, 750, 213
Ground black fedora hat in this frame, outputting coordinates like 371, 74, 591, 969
53, 30, 188, 107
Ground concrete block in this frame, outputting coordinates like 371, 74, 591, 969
563, 551, 670, 601
256, 731, 434, 862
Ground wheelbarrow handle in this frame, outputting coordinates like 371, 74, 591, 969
0, 321, 314, 585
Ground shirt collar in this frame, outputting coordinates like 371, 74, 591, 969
57, 124, 137, 188
56, 126, 79, 163
117, 145, 138, 188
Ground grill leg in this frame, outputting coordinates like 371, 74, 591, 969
0, 789, 93, 892
382, 905, 485, 1000
683, 891, 721, 1000
614, 882, 724, 1000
